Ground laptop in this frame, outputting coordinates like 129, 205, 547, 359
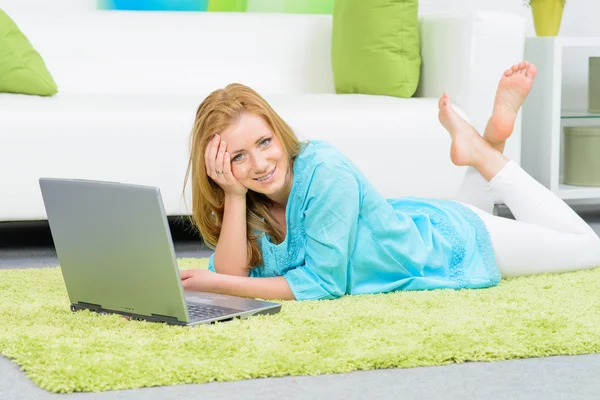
39, 178, 281, 326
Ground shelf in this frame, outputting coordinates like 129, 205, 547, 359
527, 37, 600, 48
523, 37, 600, 205
558, 184, 600, 200
556, 37, 600, 48
561, 109, 600, 119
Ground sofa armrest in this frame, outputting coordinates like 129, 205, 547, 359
416, 12, 525, 142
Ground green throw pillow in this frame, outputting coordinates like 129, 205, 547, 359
0, 9, 57, 96
331, 0, 420, 98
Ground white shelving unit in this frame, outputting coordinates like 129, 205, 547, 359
522, 37, 600, 203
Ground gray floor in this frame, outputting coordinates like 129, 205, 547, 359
2, 210, 600, 400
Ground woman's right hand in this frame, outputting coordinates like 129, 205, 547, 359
205, 134, 248, 197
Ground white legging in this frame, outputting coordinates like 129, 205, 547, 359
453, 161, 600, 278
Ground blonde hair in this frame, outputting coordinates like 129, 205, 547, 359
183, 83, 303, 269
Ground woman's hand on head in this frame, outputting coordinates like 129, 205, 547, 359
205, 134, 248, 198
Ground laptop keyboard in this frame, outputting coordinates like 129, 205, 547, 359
186, 303, 237, 320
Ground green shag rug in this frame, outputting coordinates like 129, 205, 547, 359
1, 258, 600, 394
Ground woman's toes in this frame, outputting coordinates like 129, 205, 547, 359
528, 64, 537, 77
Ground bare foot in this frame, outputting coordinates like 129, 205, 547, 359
484, 61, 537, 152
438, 92, 490, 167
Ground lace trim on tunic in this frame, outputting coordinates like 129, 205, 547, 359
417, 201, 499, 288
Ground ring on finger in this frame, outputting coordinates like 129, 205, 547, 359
216, 170, 223, 174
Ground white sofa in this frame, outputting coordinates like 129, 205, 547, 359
0, 9, 525, 222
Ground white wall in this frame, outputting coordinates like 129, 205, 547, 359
5, 0, 600, 37
2, 0, 599, 38
420, 0, 600, 38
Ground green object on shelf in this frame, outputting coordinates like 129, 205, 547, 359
589, 57, 600, 114
530, 0, 564, 37
563, 126, 600, 186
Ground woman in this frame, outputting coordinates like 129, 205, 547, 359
180, 61, 600, 301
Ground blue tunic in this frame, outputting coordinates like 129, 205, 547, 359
208, 140, 500, 301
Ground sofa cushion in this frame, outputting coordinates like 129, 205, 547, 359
331, 0, 420, 98
0, 9, 57, 96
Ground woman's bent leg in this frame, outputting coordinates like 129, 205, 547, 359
462, 203, 600, 277
453, 167, 496, 215
489, 160, 598, 237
